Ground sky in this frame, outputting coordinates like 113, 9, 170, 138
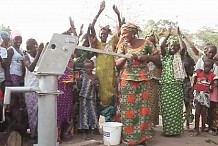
1, 0, 218, 48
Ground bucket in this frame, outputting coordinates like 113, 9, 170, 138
103, 122, 122, 145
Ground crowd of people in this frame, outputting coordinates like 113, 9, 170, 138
0, 1, 218, 146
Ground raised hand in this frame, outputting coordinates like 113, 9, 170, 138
176, 26, 181, 36
79, 24, 84, 37
69, 17, 75, 29
167, 27, 173, 36
99, 1, 105, 13
113, 4, 120, 16
37, 43, 44, 53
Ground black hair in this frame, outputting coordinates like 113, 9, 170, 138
204, 59, 214, 68
26, 38, 37, 49
208, 45, 217, 52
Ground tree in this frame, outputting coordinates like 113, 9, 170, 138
0, 24, 11, 33
194, 26, 218, 47
140, 19, 178, 36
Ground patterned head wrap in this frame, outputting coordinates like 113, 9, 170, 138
100, 25, 112, 35
10, 30, 22, 40
0, 37, 3, 46
0, 31, 10, 40
121, 22, 139, 35
167, 35, 179, 46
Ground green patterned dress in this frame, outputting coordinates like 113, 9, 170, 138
160, 51, 184, 136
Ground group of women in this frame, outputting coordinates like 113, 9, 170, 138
1, 1, 218, 146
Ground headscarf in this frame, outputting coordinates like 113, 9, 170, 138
0, 37, 3, 46
99, 25, 112, 35
167, 35, 179, 46
10, 30, 22, 40
121, 22, 139, 36
0, 31, 10, 40
167, 35, 187, 80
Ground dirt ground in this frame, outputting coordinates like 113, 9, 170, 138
59, 126, 218, 146
17, 115, 218, 146
59, 116, 218, 146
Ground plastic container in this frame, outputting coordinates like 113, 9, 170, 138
103, 122, 122, 145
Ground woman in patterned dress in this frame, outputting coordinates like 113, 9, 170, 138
57, 55, 74, 142
116, 22, 160, 145
23, 39, 44, 140
159, 27, 186, 136
145, 32, 162, 126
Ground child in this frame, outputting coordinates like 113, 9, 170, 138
192, 59, 216, 136
183, 51, 195, 130
23, 39, 44, 141
208, 75, 218, 135
77, 60, 99, 139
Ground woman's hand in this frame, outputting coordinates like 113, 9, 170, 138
99, 1, 105, 13
78, 24, 84, 37
37, 43, 44, 53
113, 5, 120, 16
138, 55, 148, 62
167, 27, 173, 36
176, 26, 181, 36
131, 54, 138, 61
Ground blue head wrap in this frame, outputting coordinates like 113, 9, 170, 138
0, 31, 10, 40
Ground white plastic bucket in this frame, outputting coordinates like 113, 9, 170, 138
103, 122, 123, 145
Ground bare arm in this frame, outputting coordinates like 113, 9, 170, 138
23, 43, 44, 72
160, 34, 171, 57
177, 27, 187, 56
69, 17, 78, 36
183, 36, 200, 56
91, 1, 105, 27
115, 57, 127, 70
5, 48, 14, 82
88, 24, 98, 48
113, 5, 121, 29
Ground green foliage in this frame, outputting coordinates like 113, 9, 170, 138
140, 19, 178, 37
194, 26, 218, 47
0, 24, 11, 33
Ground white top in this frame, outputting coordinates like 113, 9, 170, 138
0, 47, 7, 82
195, 56, 218, 76
9, 46, 23, 76
24, 54, 39, 87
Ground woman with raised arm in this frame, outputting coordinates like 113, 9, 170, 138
159, 27, 186, 136
56, 22, 84, 142
89, 1, 121, 122
116, 22, 160, 145
23, 39, 44, 141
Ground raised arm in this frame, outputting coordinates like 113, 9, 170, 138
23, 43, 44, 72
183, 36, 201, 56
113, 5, 121, 29
87, 24, 97, 48
91, 1, 105, 27
62, 18, 80, 37
177, 27, 187, 56
160, 28, 172, 57
69, 17, 78, 36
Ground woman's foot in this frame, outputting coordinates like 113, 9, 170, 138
191, 131, 200, 137
188, 128, 196, 132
